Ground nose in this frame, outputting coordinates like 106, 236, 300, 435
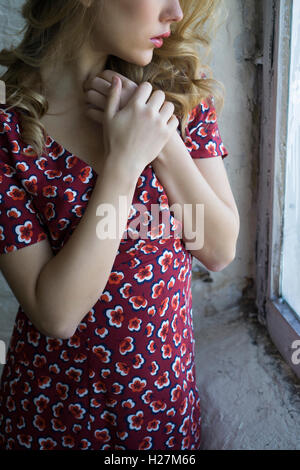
163, 0, 184, 23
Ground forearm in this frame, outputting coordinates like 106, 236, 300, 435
153, 136, 238, 270
36, 156, 139, 339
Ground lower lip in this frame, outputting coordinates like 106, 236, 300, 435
150, 38, 164, 48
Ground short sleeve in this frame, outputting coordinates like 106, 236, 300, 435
0, 139, 48, 255
184, 97, 229, 160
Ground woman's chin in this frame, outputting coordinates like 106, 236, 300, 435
123, 50, 154, 67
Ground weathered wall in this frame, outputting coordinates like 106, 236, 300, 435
191, 0, 263, 312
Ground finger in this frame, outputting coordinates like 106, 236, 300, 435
100, 70, 132, 90
168, 114, 179, 129
106, 76, 122, 119
84, 71, 125, 95
85, 70, 137, 93
84, 76, 111, 96
128, 82, 153, 106
85, 89, 106, 110
159, 101, 175, 122
100, 70, 139, 91
146, 89, 166, 112
85, 106, 104, 125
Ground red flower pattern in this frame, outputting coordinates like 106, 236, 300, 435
0, 100, 228, 449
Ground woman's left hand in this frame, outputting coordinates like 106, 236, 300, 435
82, 69, 179, 164
83, 69, 138, 125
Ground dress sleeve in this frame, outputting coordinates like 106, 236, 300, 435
0, 146, 48, 255
184, 96, 229, 160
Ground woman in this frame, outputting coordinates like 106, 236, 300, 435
0, 0, 239, 450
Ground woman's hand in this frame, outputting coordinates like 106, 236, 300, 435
98, 74, 179, 175
83, 69, 180, 167
83, 69, 138, 125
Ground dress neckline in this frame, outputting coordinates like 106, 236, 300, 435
2, 105, 99, 178
46, 133, 99, 178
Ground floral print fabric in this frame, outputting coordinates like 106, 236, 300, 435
0, 99, 228, 450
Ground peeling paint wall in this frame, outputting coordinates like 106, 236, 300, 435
192, 0, 263, 322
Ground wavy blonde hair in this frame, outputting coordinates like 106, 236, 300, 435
0, 0, 228, 158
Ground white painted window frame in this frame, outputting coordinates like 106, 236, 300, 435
257, 0, 300, 379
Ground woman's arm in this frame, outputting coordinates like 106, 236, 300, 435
152, 131, 239, 271
35, 154, 138, 339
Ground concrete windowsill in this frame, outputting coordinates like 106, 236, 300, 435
193, 298, 300, 450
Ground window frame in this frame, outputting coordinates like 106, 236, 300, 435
257, 0, 300, 378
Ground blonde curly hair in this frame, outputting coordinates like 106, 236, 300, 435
0, 0, 228, 157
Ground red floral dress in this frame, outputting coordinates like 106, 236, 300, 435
0, 98, 228, 450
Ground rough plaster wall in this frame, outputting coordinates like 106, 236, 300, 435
193, 0, 300, 450
192, 0, 262, 327
1, 0, 299, 450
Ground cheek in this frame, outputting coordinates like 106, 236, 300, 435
119, 0, 156, 27
91, 0, 157, 59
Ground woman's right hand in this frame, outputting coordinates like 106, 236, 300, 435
102, 76, 179, 175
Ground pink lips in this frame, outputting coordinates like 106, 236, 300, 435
150, 31, 171, 48
150, 38, 164, 48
